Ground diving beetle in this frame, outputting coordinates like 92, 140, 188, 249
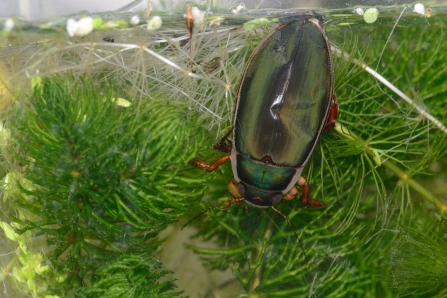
190, 14, 338, 219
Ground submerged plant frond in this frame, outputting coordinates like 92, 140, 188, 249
0, 6, 446, 298
2, 74, 208, 295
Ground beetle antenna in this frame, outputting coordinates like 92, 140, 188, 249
271, 206, 308, 265
258, 209, 268, 218
182, 197, 244, 230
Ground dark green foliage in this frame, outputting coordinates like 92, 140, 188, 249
183, 15, 447, 297
76, 255, 182, 298
390, 221, 447, 297
10, 74, 207, 295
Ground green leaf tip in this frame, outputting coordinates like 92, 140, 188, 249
390, 224, 447, 296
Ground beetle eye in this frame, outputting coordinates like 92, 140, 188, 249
238, 183, 246, 196
272, 193, 282, 205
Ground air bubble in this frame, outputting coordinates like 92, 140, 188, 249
413, 3, 425, 15
364, 8, 379, 24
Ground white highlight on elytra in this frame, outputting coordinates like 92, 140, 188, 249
413, 3, 425, 15
66, 17, 94, 37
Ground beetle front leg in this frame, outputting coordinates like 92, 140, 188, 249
297, 176, 326, 207
322, 94, 339, 133
190, 155, 231, 172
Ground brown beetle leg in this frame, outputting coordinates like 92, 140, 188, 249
181, 196, 244, 230
283, 186, 298, 201
226, 177, 245, 208
213, 128, 233, 153
322, 94, 338, 133
190, 155, 231, 172
271, 206, 308, 264
297, 176, 326, 207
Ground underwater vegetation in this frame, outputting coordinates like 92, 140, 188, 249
1, 4, 447, 297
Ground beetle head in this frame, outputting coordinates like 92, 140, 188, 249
227, 177, 298, 208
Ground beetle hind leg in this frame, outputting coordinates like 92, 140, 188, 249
322, 94, 339, 133
190, 155, 231, 172
297, 176, 326, 208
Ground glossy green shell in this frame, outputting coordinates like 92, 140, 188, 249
235, 153, 296, 191
234, 18, 334, 168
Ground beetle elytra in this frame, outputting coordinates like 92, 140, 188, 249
192, 15, 337, 207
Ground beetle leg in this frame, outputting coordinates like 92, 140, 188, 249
271, 206, 308, 264
223, 197, 244, 209
213, 128, 233, 153
297, 176, 326, 207
283, 186, 298, 201
181, 196, 243, 230
322, 94, 339, 133
227, 177, 242, 198
190, 155, 231, 172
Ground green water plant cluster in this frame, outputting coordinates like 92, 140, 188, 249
1, 74, 207, 296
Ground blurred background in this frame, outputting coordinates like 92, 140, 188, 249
0, 0, 425, 20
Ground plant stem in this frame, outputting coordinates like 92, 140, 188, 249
335, 122, 447, 214
248, 215, 275, 293
331, 46, 447, 134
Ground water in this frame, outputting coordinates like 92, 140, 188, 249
1, 4, 447, 297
